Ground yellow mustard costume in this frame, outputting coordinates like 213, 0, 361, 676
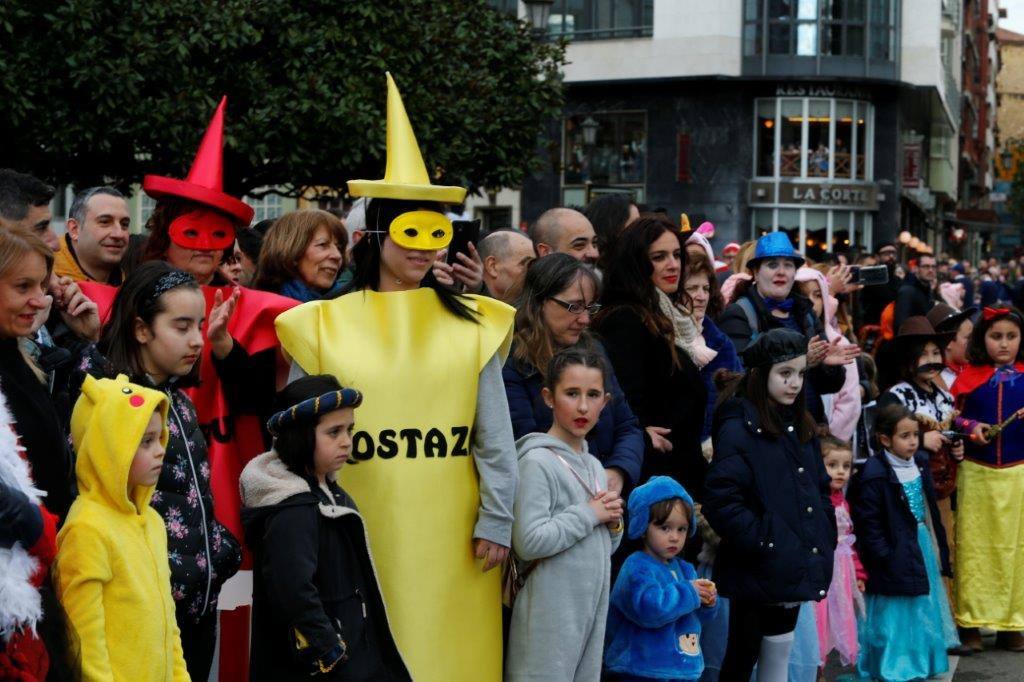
56, 375, 189, 682
276, 289, 513, 680
276, 72, 517, 680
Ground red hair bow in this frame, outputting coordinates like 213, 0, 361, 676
983, 307, 1011, 321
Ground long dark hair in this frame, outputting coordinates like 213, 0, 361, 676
99, 261, 203, 387
273, 374, 344, 478
596, 215, 684, 367
583, 193, 635, 272
511, 253, 601, 375
349, 198, 477, 322
714, 366, 815, 442
966, 308, 1024, 365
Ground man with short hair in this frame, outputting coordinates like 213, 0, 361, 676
0, 168, 58, 251
529, 207, 599, 265
54, 186, 130, 284
477, 228, 535, 304
893, 253, 938, 330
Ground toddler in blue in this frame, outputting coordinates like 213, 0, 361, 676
605, 476, 719, 681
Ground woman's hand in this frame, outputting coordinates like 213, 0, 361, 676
473, 539, 509, 573
822, 337, 860, 366
646, 426, 673, 453
208, 287, 240, 360
432, 243, 484, 292
52, 277, 100, 341
827, 264, 863, 296
807, 337, 829, 367
971, 423, 992, 445
921, 429, 947, 453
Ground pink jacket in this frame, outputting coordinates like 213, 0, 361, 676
794, 267, 861, 441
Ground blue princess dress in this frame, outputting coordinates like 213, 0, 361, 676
857, 455, 959, 681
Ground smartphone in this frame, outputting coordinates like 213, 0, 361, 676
447, 219, 481, 265
850, 264, 889, 286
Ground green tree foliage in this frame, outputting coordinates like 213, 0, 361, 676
0, 0, 565, 197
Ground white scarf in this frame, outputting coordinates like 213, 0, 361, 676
0, 383, 45, 640
884, 450, 921, 484
656, 289, 718, 368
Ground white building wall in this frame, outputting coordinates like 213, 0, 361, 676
562, 0, 743, 83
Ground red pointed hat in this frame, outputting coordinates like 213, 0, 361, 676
143, 96, 254, 226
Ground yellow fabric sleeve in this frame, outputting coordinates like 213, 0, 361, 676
56, 523, 115, 682
274, 300, 325, 374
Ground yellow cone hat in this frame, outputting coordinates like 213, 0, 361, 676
347, 73, 467, 204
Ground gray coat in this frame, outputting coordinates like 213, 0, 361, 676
506, 433, 623, 681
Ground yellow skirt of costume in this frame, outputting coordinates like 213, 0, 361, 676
954, 460, 1024, 629
275, 288, 514, 681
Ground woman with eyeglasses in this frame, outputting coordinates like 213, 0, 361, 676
593, 216, 709, 500
503, 253, 644, 496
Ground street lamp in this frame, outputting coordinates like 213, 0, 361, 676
522, 0, 554, 32
898, 230, 912, 245
580, 116, 600, 147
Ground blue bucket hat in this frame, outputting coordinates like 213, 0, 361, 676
627, 476, 696, 540
747, 232, 805, 269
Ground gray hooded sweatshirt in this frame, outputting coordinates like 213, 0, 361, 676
506, 433, 623, 681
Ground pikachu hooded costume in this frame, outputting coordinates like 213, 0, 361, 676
275, 73, 517, 681
55, 375, 189, 682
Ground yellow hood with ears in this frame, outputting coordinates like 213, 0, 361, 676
70, 374, 169, 515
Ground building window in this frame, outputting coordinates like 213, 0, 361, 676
139, 195, 156, 228
562, 111, 646, 205
744, 0, 895, 59
476, 206, 513, 231
487, 0, 518, 14
246, 192, 285, 223
750, 208, 873, 256
547, 0, 653, 40
754, 97, 874, 181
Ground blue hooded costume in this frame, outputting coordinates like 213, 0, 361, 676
605, 477, 719, 680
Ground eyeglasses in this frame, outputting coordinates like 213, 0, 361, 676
549, 297, 602, 316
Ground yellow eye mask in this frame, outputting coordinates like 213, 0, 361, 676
384, 210, 453, 251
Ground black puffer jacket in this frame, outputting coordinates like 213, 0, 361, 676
74, 347, 241, 623
893, 272, 937, 332
848, 452, 949, 596
704, 397, 837, 604
241, 452, 410, 681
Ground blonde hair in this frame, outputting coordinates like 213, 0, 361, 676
0, 227, 54, 281
733, 240, 757, 273
0, 228, 54, 382
254, 209, 347, 292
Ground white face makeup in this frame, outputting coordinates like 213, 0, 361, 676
766, 355, 807, 405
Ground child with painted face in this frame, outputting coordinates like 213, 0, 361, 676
849, 403, 959, 680
813, 437, 867, 668
949, 306, 1024, 652
75, 261, 241, 681
240, 375, 410, 681
56, 375, 190, 681
877, 316, 964, 467
604, 476, 719, 682
703, 328, 837, 682
506, 345, 624, 681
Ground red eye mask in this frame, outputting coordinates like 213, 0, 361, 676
168, 209, 236, 251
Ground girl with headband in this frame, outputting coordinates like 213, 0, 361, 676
949, 306, 1024, 652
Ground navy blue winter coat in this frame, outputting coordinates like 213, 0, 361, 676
699, 319, 742, 441
847, 452, 950, 596
703, 397, 837, 604
503, 341, 645, 488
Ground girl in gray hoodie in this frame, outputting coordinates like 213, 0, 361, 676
506, 346, 625, 681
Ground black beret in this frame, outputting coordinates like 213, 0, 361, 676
741, 328, 808, 369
